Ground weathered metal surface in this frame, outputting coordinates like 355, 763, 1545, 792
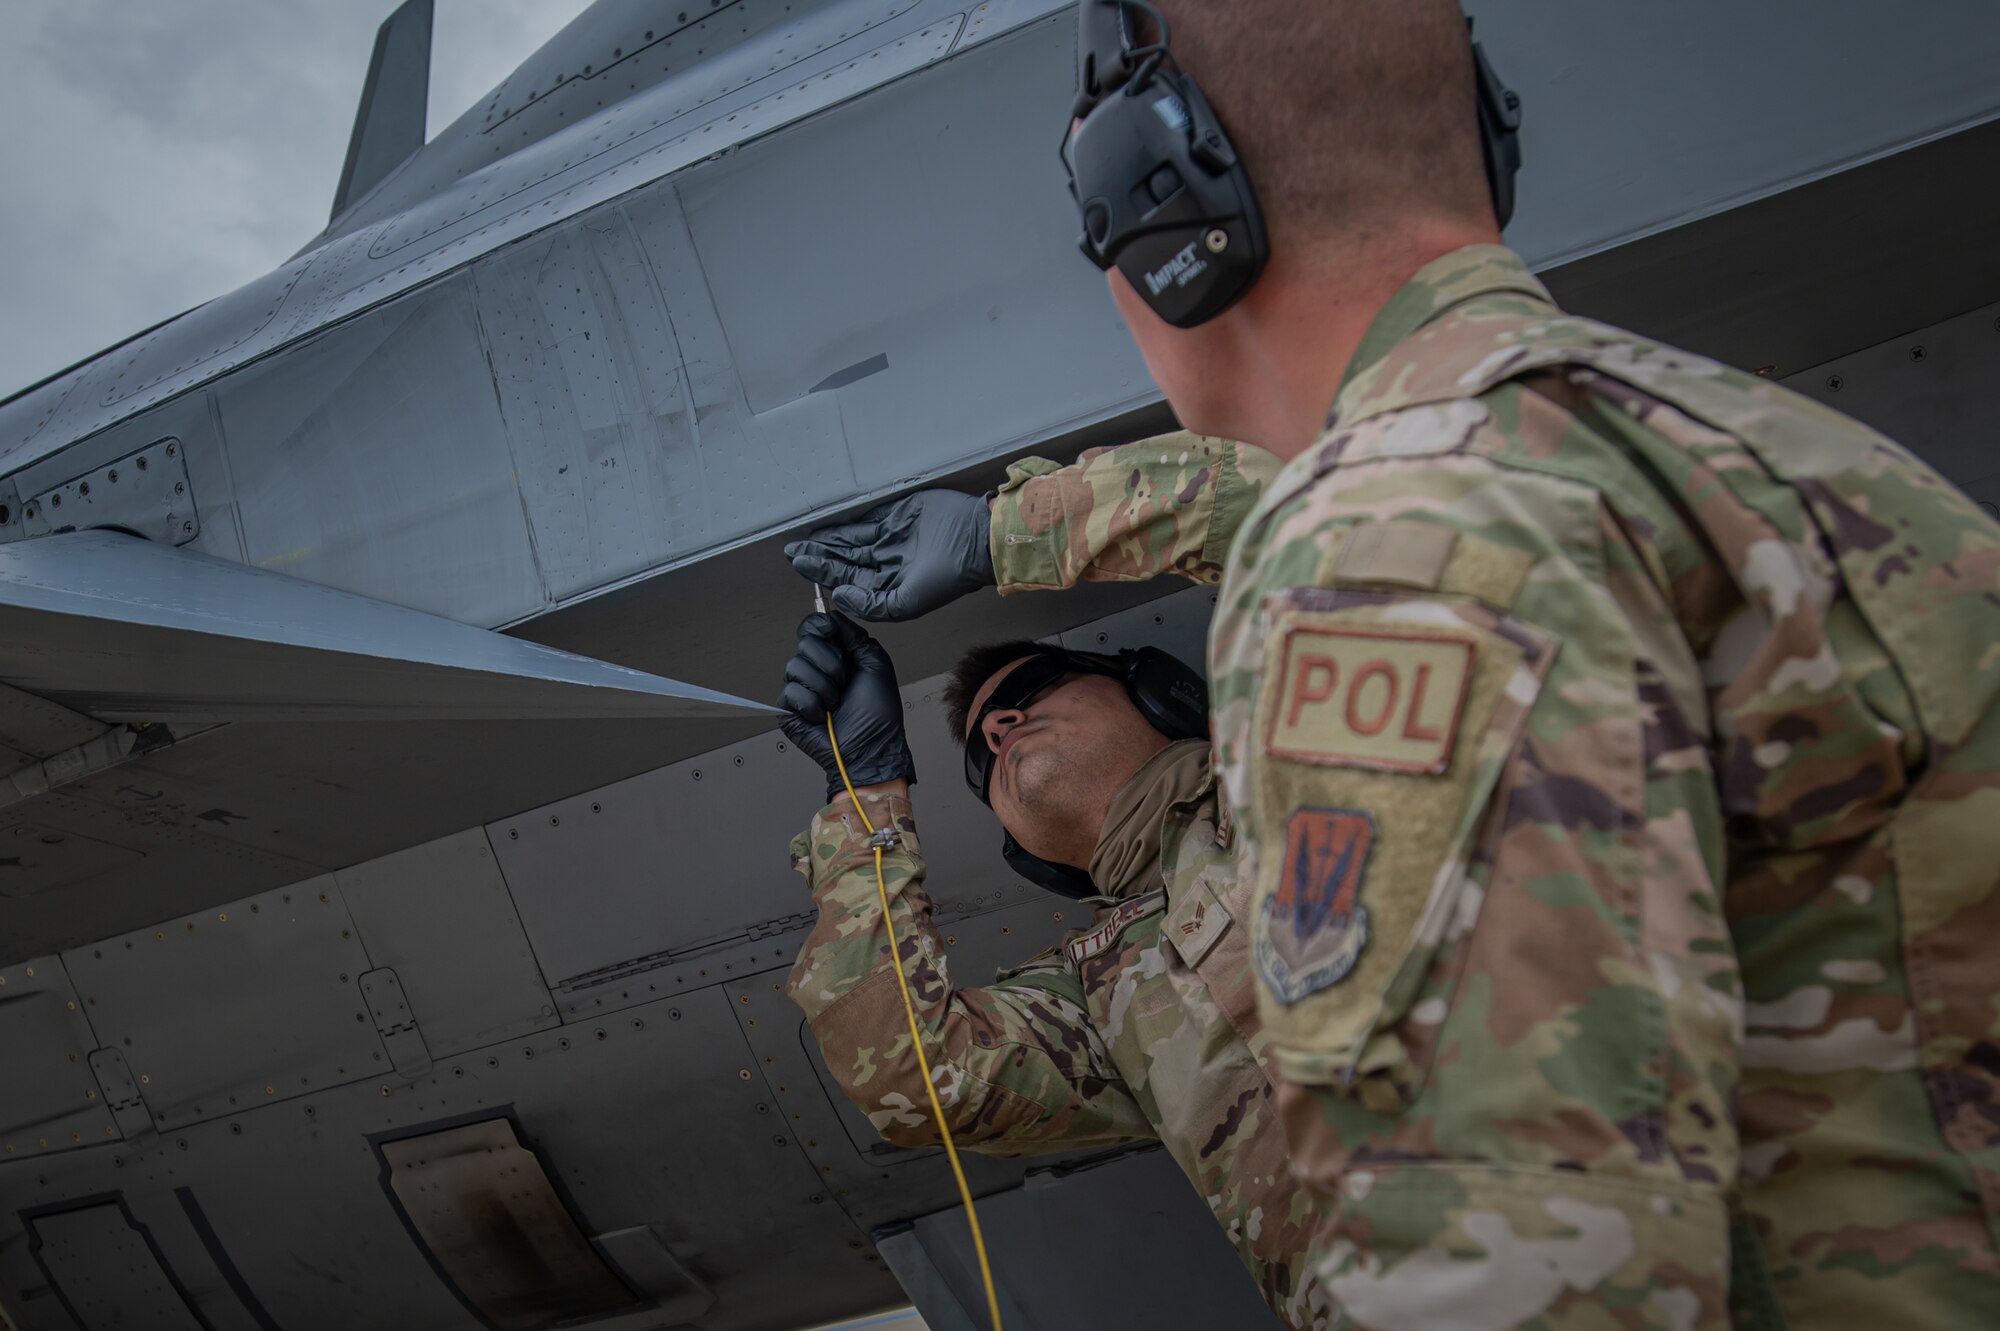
24, 1200, 208, 1331
16, 437, 197, 547
213, 273, 543, 624
591, 1225, 716, 1324
0, 984, 899, 1331
381, 1117, 635, 1329
61, 878, 384, 1131
337, 829, 559, 1058
0, 958, 119, 1159
0, 680, 105, 766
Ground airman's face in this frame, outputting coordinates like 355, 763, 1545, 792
963, 656, 1168, 866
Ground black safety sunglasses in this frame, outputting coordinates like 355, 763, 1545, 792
963, 650, 1122, 805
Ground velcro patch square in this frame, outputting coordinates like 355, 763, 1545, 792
1257, 807, 1375, 1003
1265, 625, 1475, 774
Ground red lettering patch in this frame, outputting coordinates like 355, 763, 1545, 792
1265, 625, 1476, 775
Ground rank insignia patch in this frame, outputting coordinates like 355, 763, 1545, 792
1256, 807, 1376, 1003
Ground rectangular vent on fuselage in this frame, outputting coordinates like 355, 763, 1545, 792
379, 1117, 635, 1329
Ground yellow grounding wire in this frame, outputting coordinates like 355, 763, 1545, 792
825, 715, 1004, 1331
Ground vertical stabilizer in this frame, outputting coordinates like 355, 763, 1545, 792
331, 0, 434, 220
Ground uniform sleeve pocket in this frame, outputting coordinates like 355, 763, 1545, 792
1248, 588, 1558, 1100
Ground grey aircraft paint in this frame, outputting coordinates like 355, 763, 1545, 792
1, 2, 1998, 1329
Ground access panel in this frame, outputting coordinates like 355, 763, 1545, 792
0, 956, 118, 1158
25, 1198, 208, 1331
61, 877, 385, 1130
380, 1117, 636, 1330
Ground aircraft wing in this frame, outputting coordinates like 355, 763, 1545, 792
0, 527, 782, 972
0, 528, 774, 724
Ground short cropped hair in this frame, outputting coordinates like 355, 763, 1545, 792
942, 640, 1059, 745
1153, 0, 1491, 248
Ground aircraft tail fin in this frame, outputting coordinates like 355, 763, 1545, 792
332, 0, 435, 221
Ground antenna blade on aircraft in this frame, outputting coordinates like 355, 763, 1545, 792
331, 0, 434, 220
0, 531, 776, 723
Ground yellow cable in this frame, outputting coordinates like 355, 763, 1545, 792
826, 716, 1004, 1331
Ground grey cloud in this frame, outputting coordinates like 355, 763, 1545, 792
0, 0, 588, 396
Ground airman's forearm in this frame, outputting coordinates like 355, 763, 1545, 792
987, 431, 1278, 592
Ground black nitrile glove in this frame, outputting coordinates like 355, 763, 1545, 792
778, 613, 917, 802
784, 489, 994, 622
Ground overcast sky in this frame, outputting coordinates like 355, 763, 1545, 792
0, 0, 594, 398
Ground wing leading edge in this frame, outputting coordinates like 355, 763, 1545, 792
0, 530, 774, 724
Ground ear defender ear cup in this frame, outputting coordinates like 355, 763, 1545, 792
1121, 646, 1209, 742
1470, 25, 1524, 230
1066, 66, 1269, 328
1065, 0, 1267, 328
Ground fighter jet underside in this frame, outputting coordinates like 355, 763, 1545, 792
0, 1, 1996, 1328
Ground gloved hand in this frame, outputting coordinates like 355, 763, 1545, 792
778, 613, 917, 802
784, 489, 994, 622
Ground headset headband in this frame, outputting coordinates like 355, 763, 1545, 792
1073, 0, 1165, 115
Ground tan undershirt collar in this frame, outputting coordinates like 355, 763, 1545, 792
1088, 738, 1210, 899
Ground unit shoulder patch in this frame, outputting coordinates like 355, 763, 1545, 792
1264, 623, 1476, 775
1256, 807, 1376, 1004
1242, 591, 1560, 1076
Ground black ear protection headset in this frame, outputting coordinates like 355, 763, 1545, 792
963, 645, 1209, 899
1063, 1, 1524, 330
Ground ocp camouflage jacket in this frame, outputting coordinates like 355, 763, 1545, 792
788, 740, 1344, 1328
986, 246, 2000, 1329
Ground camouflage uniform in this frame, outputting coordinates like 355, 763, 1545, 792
988, 246, 2000, 1327
790, 740, 1352, 1328
989, 430, 1274, 593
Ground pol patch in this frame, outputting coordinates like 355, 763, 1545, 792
1256, 806, 1375, 1004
